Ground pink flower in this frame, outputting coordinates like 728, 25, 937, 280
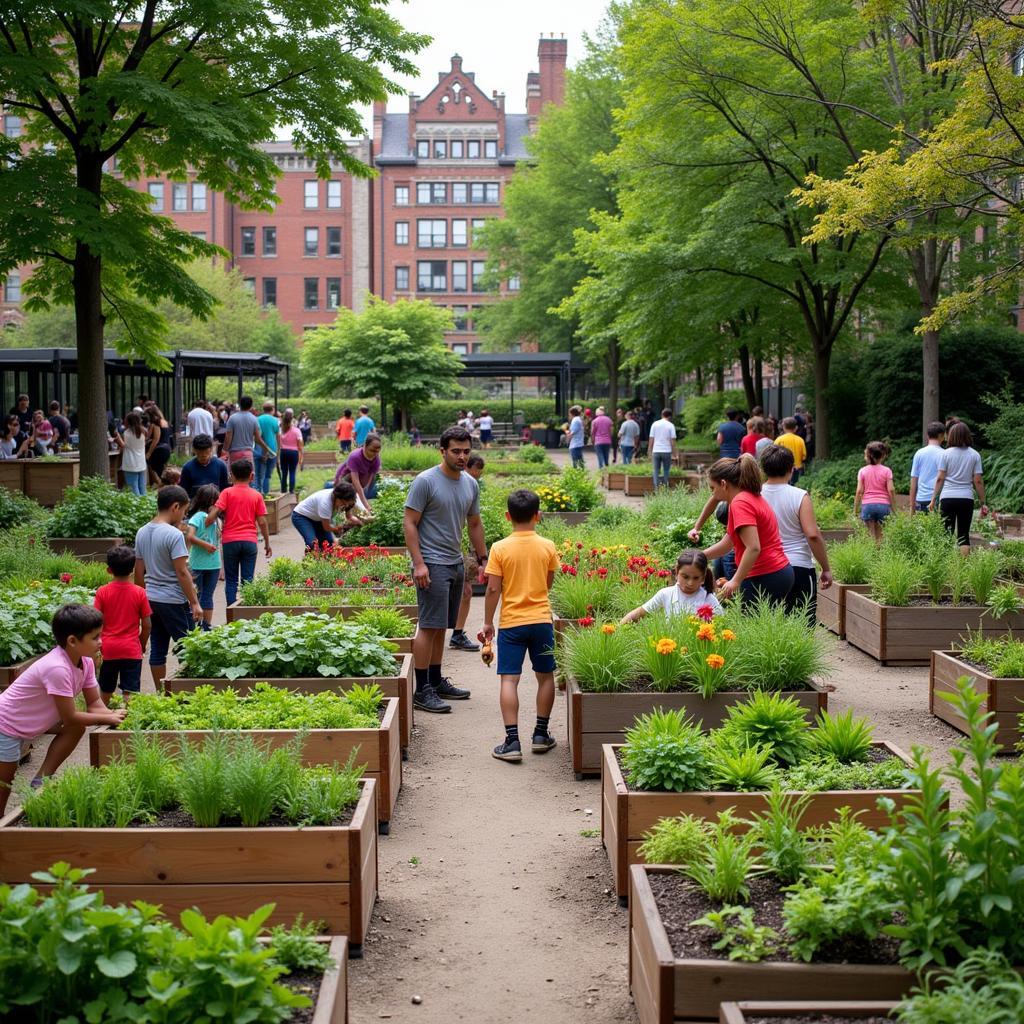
697, 604, 715, 622
59, 573, 73, 584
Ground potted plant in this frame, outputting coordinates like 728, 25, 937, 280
603, 696, 915, 902
1, 733, 379, 951
46, 478, 155, 559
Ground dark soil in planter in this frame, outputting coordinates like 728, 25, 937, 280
904, 596, 978, 607
282, 969, 328, 1023
15, 806, 357, 828
746, 1017, 892, 1024
577, 677, 817, 696
649, 873, 901, 966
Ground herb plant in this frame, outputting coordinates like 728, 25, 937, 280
716, 691, 811, 767
828, 532, 876, 585
638, 814, 711, 866
47, 477, 156, 542
869, 550, 921, 606
809, 707, 874, 762
964, 548, 1001, 606
622, 709, 708, 792
351, 606, 416, 637
681, 810, 760, 903
268, 917, 335, 973
559, 621, 636, 692
690, 905, 778, 962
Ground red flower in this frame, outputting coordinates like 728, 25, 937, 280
59, 573, 73, 584
273, 581, 285, 587
360, 575, 371, 584
369, 543, 378, 549
304, 578, 315, 588
657, 569, 671, 578
577, 616, 595, 627
576, 542, 583, 549
597, 567, 608, 578
334, 579, 345, 587
697, 604, 715, 622
353, 547, 366, 557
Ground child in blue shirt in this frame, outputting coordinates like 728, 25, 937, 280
185, 484, 221, 631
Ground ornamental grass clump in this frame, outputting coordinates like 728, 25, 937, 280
559, 621, 636, 692
956, 631, 1024, 679
869, 550, 922, 606
726, 598, 830, 690
828, 532, 876, 585
964, 547, 1001, 606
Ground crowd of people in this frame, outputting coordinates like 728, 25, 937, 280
1, 395, 75, 460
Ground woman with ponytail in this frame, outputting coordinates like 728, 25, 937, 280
701, 454, 794, 607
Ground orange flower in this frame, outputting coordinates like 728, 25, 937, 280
601, 623, 616, 635
721, 629, 737, 641
655, 638, 678, 656
705, 654, 725, 670
696, 624, 716, 642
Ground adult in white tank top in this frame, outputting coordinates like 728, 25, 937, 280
759, 443, 833, 622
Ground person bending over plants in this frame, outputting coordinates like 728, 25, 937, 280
620, 549, 723, 623
0, 603, 126, 814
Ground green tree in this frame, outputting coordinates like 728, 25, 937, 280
0, 2, 426, 477
301, 297, 462, 428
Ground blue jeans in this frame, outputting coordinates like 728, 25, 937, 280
124, 471, 146, 496
278, 449, 299, 493
254, 451, 277, 494
293, 513, 333, 552
652, 452, 672, 487
713, 550, 737, 582
222, 540, 257, 605
595, 443, 611, 468
193, 568, 220, 612
569, 446, 585, 469
620, 445, 634, 465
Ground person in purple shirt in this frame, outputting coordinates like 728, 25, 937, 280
591, 406, 614, 468
334, 433, 382, 514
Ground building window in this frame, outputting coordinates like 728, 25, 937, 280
304, 277, 319, 310
433, 139, 447, 159
191, 231, 207, 240
452, 219, 468, 247
147, 182, 164, 211
304, 180, 318, 208
452, 305, 469, 331
471, 343, 482, 353
450, 139, 464, 159
470, 183, 499, 204
417, 260, 447, 292
326, 226, 342, 257
508, 275, 521, 292
395, 221, 409, 245
262, 226, 277, 256
472, 260, 486, 292
327, 180, 342, 208
467, 140, 481, 159
242, 277, 256, 294
326, 277, 341, 310
416, 140, 430, 159
484, 140, 498, 159
304, 227, 318, 257
172, 182, 188, 212
240, 226, 256, 256
452, 343, 469, 355
452, 183, 467, 204
191, 182, 207, 211
3, 115, 20, 138
451, 260, 468, 293
3, 272, 20, 303
395, 266, 410, 291
471, 218, 486, 243
262, 277, 277, 306
395, 185, 409, 206
417, 182, 447, 205
417, 219, 446, 248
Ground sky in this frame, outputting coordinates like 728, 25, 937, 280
358, 0, 609, 131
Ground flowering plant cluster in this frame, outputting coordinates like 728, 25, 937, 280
552, 542, 671, 619
266, 549, 413, 590
536, 485, 574, 513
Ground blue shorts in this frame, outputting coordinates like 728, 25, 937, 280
496, 622, 556, 676
0, 730, 36, 763
861, 503, 892, 523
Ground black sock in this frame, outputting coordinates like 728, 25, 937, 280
414, 667, 430, 694
534, 715, 550, 738
428, 664, 443, 688
451, 629, 465, 639
505, 724, 519, 745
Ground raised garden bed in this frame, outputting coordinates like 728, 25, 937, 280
930, 649, 1023, 750
0, 780, 379, 955
90, 697, 403, 833
0, 460, 24, 491
226, 600, 419, 625
567, 677, 828, 778
0, 653, 40, 689
845, 590, 1024, 666
629, 865, 913, 1023
166, 653, 415, 752
675, 450, 715, 469
815, 582, 869, 639
304, 936, 349, 1022
603, 740, 914, 903
303, 451, 340, 466
820, 528, 855, 543
22, 458, 80, 506
46, 536, 124, 560
544, 510, 592, 526
624, 473, 698, 496
602, 470, 626, 491
719, 1001, 896, 1023
264, 490, 298, 534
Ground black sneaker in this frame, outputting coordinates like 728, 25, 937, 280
449, 632, 481, 652
413, 686, 452, 714
435, 676, 471, 700
493, 738, 522, 762
532, 733, 557, 754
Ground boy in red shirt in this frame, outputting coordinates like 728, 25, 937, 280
93, 545, 152, 705
204, 459, 272, 605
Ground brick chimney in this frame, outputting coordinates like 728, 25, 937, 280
372, 99, 386, 148
537, 35, 567, 110
526, 70, 541, 126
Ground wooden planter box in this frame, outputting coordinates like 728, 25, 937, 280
303, 451, 340, 466
47, 536, 124, 560
23, 459, 80, 506
567, 676, 828, 778
676, 450, 715, 469
629, 865, 914, 1023
0, 461, 24, 492
165, 654, 415, 753
604, 741, 913, 903
623, 474, 697, 496
820, 527, 855, 543
544, 510, 592, 526
0, 654, 40, 690
930, 649, 1023, 750
264, 491, 297, 534
845, 590, 1024, 666
226, 601, 418, 626
602, 471, 626, 491
308, 936, 349, 1022
90, 699, 402, 833
816, 582, 869, 639
720, 1002, 896, 1024
0, 780, 379, 954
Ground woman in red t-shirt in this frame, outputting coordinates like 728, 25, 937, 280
701, 454, 794, 608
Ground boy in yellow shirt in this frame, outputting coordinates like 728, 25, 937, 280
480, 488, 560, 763
775, 417, 808, 484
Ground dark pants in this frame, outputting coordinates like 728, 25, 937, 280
714, 550, 737, 582
740, 565, 795, 610
148, 601, 193, 667
569, 447, 585, 469
785, 565, 818, 623
595, 443, 611, 468
193, 568, 220, 611
293, 513, 333, 551
98, 658, 143, 694
222, 540, 257, 605
278, 449, 299, 492
940, 497, 974, 547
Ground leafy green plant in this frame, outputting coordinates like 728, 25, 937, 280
0, 486, 46, 530
342, 486, 408, 547
716, 691, 812, 767
964, 547, 1001, 606
351, 606, 415, 638
690, 905, 778, 962
177, 732, 230, 827
919, 542, 951, 604
622, 709, 709, 792
638, 814, 712, 866
558, 466, 604, 511
828, 532, 876, 585
0, 580, 95, 665
635, 615, 690, 693
869, 550, 921, 606
681, 809, 760, 903
809, 708, 874, 763
998, 540, 1024, 583
268, 917, 334, 973
559, 622, 636, 693
780, 756, 909, 792
47, 477, 156, 542
947, 550, 970, 605
706, 742, 778, 791
747, 788, 814, 884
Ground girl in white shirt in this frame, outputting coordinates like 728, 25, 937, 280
621, 550, 723, 623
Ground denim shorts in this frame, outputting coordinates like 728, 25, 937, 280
861, 503, 892, 523
415, 561, 465, 629
0, 730, 37, 763
496, 622, 556, 676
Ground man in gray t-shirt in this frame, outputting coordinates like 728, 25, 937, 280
223, 395, 272, 465
404, 426, 487, 713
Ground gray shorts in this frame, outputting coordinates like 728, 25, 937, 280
416, 561, 465, 630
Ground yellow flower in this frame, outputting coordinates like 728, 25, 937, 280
601, 623, 616, 635
721, 629, 737, 641
655, 638, 678, 656
687, 615, 699, 626
696, 624, 717, 642
706, 654, 725, 669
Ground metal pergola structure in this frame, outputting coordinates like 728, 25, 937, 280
0, 348, 291, 436
456, 352, 590, 420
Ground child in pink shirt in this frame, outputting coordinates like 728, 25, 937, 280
0, 604, 126, 814
854, 441, 896, 543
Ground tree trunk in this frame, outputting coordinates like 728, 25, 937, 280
776, 344, 784, 421
813, 344, 831, 461
738, 343, 756, 412
694, 365, 704, 396
754, 356, 764, 409
73, 243, 110, 480
921, 325, 940, 437
715, 365, 725, 393
607, 339, 619, 414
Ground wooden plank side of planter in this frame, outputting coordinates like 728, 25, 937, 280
0, 461, 24, 492
23, 460, 80, 506
720, 1002, 897, 1024
0, 654, 40, 690
820, 528, 855, 543
844, 591, 886, 661
816, 583, 869, 639
602, 472, 625, 491
929, 650, 1021, 749
605, 742, 915, 901
567, 678, 828, 777
630, 866, 913, 1023
314, 936, 348, 1024
47, 537, 124, 560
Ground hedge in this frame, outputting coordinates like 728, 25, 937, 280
681, 390, 748, 438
